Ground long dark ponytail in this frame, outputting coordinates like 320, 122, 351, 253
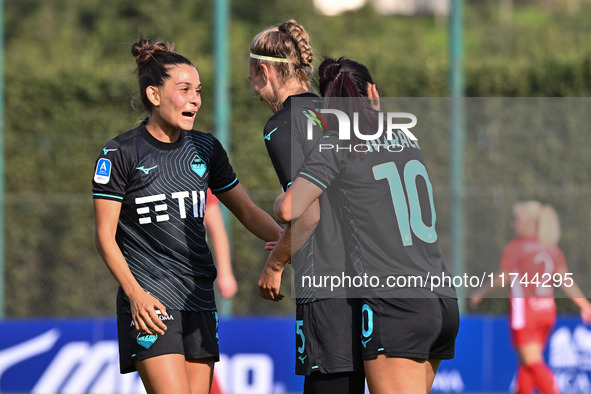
318, 57, 380, 149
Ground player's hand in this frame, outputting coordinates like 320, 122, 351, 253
217, 272, 238, 299
127, 288, 168, 335
265, 241, 278, 251
258, 259, 285, 302
469, 295, 482, 309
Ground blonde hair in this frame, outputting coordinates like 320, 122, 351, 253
513, 200, 561, 249
249, 19, 313, 84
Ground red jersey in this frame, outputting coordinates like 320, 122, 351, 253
499, 236, 566, 330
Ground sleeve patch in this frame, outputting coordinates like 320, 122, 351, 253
94, 158, 112, 184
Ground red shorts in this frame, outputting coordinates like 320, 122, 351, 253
510, 298, 555, 347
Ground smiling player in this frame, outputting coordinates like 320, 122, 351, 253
93, 36, 281, 394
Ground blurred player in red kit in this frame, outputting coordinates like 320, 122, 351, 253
471, 201, 591, 394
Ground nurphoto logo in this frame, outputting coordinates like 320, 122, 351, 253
305, 108, 420, 152
305, 109, 417, 141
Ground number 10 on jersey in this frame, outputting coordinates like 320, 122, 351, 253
372, 160, 437, 246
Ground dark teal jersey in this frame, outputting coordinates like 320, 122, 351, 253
263, 94, 350, 301
93, 120, 238, 313
298, 128, 456, 298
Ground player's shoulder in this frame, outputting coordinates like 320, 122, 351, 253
287, 93, 322, 125
263, 116, 288, 138
110, 123, 146, 148
184, 130, 227, 160
506, 237, 541, 256
264, 108, 289, 134
287, 92, 321, 109
283, 91, 319, 108
547, 244, 565, 259
262, 109, 294, 146
267, 92, 320, 126
504, 238, 526, 253
184, 128, 216, 143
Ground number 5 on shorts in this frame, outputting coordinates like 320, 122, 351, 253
296, 319, 305, 355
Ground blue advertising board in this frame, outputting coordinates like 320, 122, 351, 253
0, 315, 589, 393
431, 316, 591, 393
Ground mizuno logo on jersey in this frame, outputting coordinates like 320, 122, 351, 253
136, 165, 158, 175
361, 337, 372, 348
102, 147, 117, 155
135, 190, 206, 224
264, 127, 278, 141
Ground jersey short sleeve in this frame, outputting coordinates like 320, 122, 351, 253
263, 93, 321, 191
263, 118, 296, 191
92, 139, 133, 201
297, 133, 344, 192
208, 137, 239, 194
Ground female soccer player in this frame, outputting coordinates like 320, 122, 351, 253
274, 57, 460, 393
249, 21, 365, 393
471, 201, 591, 394
93, 36, 282, 394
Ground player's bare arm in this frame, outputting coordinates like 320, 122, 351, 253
556, 267, 591, 324
274, 177, 323, 223
94, 198, 168, 335
217, 184, 282, 242
258, 201, 320, 301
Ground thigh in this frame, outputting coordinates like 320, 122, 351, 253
364, 355, 438, 394
425, 358, 442, 391
136, 353, 191, 394
186, 358, 215, 394
516, 342, 544, 366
